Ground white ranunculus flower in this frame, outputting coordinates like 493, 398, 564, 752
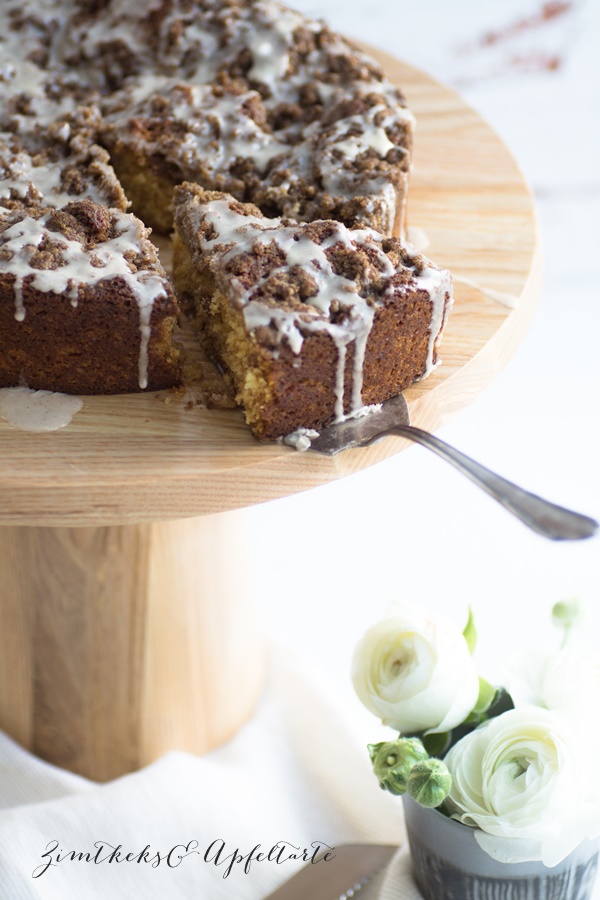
445, 706, 600, 867
351, 606, 479, 735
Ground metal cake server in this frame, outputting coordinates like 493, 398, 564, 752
264, 843, 397, 900
308, 394, 598, 542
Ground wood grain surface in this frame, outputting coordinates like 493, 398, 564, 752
0, 513, 265, 780
0, 50, 541, 528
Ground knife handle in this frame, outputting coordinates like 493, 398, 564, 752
384, 426, 598, 541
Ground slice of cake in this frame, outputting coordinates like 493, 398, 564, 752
172, 185, 452, 441
0, 199, 181, 394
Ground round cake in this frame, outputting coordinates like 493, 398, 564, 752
1, 0, 414, 233
0, 0, 452, 439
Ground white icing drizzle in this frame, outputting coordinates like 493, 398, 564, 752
334, 128, 395, 161
0, 211, 168, 389
334, 340, 347, 419
0, 386, 83, 432
358, 180, 401, 237
104, 80, 288, 176
281, 402, 383, 450
415, 265, 454, 376
243, 7, 304, 89
454, 275, 518, 309
189, 198, 451, 420
61, 0, 167, 85
159, 23, 220, 82
281, 427, 319, 452
0, 146, 107, 210
0, 55, 90, 135
328, 111, 399, 159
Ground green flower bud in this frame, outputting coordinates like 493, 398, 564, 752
407, 758, 452, 808
367, 738, 429, 796
552, 598, 584, 631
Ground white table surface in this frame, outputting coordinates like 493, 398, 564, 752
2, 2, 599, 898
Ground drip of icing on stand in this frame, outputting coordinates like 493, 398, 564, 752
0, 386, 83, 431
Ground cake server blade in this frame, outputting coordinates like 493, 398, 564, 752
308, 394, 598, 542
263, 843, 397, 900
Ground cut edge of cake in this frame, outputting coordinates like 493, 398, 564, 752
0, 199, 182, 395
172, 184, 453, 441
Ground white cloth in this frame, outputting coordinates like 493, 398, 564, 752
375, 848, 422, 900
0, 648, 412, 899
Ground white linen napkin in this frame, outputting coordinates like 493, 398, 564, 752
0, 646, 409, 899
364, 847, 423, 900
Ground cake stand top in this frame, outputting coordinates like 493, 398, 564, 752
0, 50, 540, 527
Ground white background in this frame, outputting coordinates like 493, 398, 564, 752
249, 0, 600, 722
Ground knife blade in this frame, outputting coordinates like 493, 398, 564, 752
307, 394, 598, 542
263, 843, 397, 900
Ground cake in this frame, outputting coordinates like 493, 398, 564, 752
0, 0, 452, 439
76, 0, 414, 235
172, 185, 452, 440
0, 199, 180, 394
0, 0, 413, 237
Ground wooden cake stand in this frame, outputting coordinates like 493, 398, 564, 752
0, 51, 541, 781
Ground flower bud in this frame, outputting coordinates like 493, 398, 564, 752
368, 738, 429, 795
407, 758, 452, 808
552, 598, 584, 631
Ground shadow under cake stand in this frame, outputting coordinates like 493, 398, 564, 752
0, 52, 541, 782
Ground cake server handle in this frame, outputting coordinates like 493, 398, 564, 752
378, 425, 597, 541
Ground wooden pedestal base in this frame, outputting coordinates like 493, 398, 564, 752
0, 512, 264, 781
